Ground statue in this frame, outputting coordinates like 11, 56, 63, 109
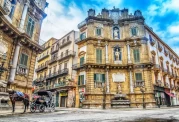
113, 27, 119, 39
3, 0, 12, 15
117, 83, 122, 94
115, 49, 120, 61
114, 48, 121, 61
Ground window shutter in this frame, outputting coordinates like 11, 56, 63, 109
24, 55, 28, 66
99, 49, 102, 63
94, 74, 96, 81
81, 75, 84, 85
99, 29, 101, 35
20, 54, 24, 65
96, 49, 99, 63
80, 57, 84, 65
102, 74, 105, 83
78, 76, 80, 85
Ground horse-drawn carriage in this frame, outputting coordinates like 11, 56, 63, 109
30, 91, 55, 113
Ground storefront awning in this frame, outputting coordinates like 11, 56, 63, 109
165, 91, 175, 97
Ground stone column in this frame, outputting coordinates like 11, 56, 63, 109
19, 1, 30, 32
9, 42, 21, 83
127, 42, 131, 63
106, 69, 109, 93
105, 43, 109, 63
129, 70, 134, 93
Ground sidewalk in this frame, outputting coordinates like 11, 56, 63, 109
0, 109, 30, 117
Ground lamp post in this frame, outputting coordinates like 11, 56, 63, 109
0, 53, 7, 79
140, 87, 146, 109
102, 83, 106, 109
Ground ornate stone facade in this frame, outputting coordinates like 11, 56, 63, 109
33, 30, 79, 108
74, 8, 179, 108
0, 0, 48, 107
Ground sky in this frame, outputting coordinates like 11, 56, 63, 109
40, 0, 179, 54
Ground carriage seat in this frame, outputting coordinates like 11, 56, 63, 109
16, 91, 24, 97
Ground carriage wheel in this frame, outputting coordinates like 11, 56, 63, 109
39, 104, 45, 112
30, 104, 36, 113
51, 103, 55, 112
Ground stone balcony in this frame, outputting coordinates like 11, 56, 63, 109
58, 51, 76, 62
16, 64, 28, 75
156, 80, 162, 86
135, 80, 145, 87
153, 64, 160, 71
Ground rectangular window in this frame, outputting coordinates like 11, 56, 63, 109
80, 57, 84, 66
61, 52, 63, 57
80, 32, 86, 40
131, 27, 137, 36
96, 49, 102, 64
135, 73, 142, 81
64, 62, 68, 68
96, 28, 101, 36
26, 16, 35, 37
94, 73, 105, 87
59, 64, 61, 71
78, 75, 85, 85
20, 53, 28, 66
133, 49, 140, 63
53, 66, 56, 73
66, 50, 68, 56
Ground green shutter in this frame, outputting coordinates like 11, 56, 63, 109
102, 74, 105, 83
99, 29, 101, 35
24, 55, 28, 66
134, 49, 140, 63
20, 54, 24, 65
94, 74, 96, 81
96, 49, 102, 63
78, 76, 80, 85
135, 73, 142, 81
80, 57, 84, 66
81, 75, 84, 85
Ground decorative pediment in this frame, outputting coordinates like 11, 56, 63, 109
164, 47, 168, 56
130, 40, 141, 47
158, 42, 163, 52
78, 51, 86, 56
151, 50, 156, 55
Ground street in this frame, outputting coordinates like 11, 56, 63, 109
0, 108, 179, 122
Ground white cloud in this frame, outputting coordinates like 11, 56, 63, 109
168, 25, 179, 35
40, 0, 84, 44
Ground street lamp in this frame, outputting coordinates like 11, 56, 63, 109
140, 87, 146, 109
0, 53, 7, 78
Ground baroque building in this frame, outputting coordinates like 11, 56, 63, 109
0, 0, 48, 107
73, 7, 179, 108
34, 30, 79, 108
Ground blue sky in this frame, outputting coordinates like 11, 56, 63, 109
40, 0, 179, 54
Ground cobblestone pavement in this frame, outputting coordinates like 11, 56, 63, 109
0, 108, 179, 122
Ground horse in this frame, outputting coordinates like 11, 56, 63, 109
8, 90, 30, 113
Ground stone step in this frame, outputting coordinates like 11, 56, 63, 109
111, 105, 130, 108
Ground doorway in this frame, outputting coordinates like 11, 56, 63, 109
60, 96, 66, 107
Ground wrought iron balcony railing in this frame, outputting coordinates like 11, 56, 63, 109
35, 62, 48, 72
58, 51, 76, 61
46, 68, 68, 80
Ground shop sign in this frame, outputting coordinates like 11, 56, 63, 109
60, 92, 67, 96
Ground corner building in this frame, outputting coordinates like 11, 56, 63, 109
0, 0, 47, 107
73, 8, 179, 108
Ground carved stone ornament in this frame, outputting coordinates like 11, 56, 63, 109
0, 32, 8, 56
3, 0, 12, 15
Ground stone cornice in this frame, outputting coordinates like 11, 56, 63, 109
0, 15, 43, 52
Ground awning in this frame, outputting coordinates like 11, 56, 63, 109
165, 91, 175, 97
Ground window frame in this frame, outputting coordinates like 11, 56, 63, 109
26, 16, 35, 37
19, 53, 28, 67
133, 48, 140, 63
